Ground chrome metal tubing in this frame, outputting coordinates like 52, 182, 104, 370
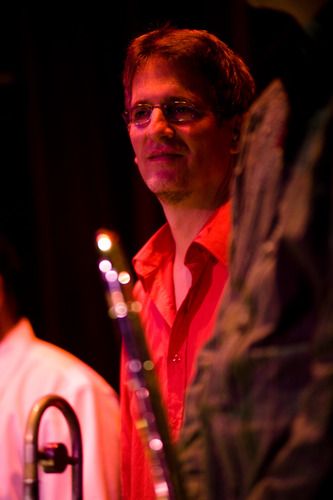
23, 394, 83, 500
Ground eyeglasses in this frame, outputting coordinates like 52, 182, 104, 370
123, 99, 204, 127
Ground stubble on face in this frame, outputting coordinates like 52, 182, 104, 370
129, 57, 230, 210
155, 188, 191, 205
144, 161, 192, 204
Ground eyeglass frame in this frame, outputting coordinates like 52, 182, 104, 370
123, 98, 206, 128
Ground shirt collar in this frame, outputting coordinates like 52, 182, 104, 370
133, 201, 231, 280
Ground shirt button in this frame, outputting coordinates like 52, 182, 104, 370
172, 353, 181, 363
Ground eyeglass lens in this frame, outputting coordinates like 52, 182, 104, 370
127, 100, 201, 126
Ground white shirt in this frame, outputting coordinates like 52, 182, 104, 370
0, 318, 120, 499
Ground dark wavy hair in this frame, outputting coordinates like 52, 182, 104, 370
122, 25, 255, 121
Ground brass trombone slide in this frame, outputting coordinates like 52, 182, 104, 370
23, 394, 83, 500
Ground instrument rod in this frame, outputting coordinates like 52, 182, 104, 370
96, 229, 187, 500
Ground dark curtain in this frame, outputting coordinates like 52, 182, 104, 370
0, 1, 302, 391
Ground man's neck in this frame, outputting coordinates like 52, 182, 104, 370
0, 315, 18, 342
0, 321, 16, 342
163, 204, 217, 262
162, 203, 219, 310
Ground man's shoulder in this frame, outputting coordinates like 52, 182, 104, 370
30, 337, 116, 395
236, 79, 290, 180
247, 79, 289, 128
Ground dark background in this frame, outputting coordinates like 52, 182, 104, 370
0, 1, 302, 392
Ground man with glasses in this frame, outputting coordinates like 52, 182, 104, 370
120, 25, 255, 500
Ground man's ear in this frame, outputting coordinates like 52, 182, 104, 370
134, 156, 138, 165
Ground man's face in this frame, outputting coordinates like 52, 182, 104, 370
128, 56, 235, 208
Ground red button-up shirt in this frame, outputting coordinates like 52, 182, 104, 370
120, 202, 230, 500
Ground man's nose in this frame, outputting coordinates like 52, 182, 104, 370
148, 108, 174, 138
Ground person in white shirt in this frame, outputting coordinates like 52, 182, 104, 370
0, 235, 120, 499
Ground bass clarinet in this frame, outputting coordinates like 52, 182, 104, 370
96, 229, 186, 500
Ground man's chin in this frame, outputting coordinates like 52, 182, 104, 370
155, 190, 190, 205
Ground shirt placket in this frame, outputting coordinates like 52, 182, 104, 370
166, 246, 209, 439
